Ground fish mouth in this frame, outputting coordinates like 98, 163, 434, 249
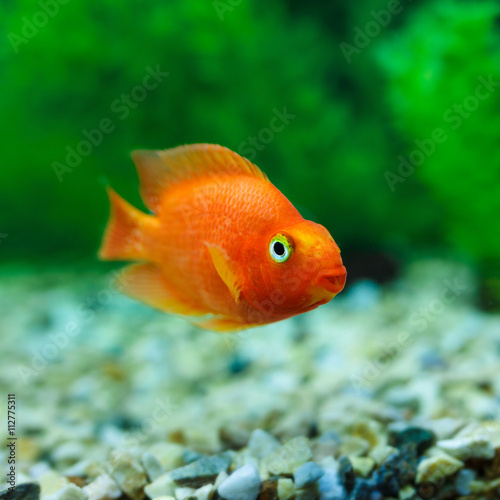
317, 267, 347, 294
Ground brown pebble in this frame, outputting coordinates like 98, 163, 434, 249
259, 478, 278, 500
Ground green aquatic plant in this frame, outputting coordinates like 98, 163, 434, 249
377, 0, 500, 269
2, 0, 497, 276
0, 0, 433, 263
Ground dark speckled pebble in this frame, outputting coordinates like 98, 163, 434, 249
390, 427, 435, 455
338, 456, 355, 494
348, 478, 379, 500
371, 450, 417, 497
0, 483, 40, 500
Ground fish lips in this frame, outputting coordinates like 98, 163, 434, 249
316, 266, 347, 295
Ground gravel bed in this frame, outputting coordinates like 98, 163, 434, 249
0, 260, 499, 499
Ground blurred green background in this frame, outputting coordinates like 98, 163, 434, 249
1, 0, 499, 303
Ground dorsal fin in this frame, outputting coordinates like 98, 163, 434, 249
131, 144, 268, 213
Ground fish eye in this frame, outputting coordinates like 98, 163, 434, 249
269, 234, 292, 263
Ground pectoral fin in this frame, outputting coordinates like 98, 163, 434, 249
205, 243, 243, 304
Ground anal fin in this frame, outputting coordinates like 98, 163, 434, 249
115, 263, 208, 316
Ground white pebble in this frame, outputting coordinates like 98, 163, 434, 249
437, 436, 495, 460
47, 483, 89, 500
142, 452, 165, 481
218, 464, 261, 500
175, 486, 195, 499
194, 484, 214, 500
83, 474, 122, 500
144, 473, 176, 498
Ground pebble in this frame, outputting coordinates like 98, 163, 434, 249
384, 388, 420, 412
17, 437, 42, 462
231, 450, 259, 471
312, 433, 340, 462
169, 452, 233, 488
109, 451, 148, 500
276, 478, 295, 500
295, 484, 320, 500
455, 468, 476, 496
415, 418, 465, 440
293, 461, 324, 489
437, 436, 496, 460
391, 427, 435, 455
174, 487, 195, 499
144, 474, 177, 498
265, 437, 312, 475
64, 461, 93, 479
398, 485, 416, 500
372, 450, 416, 497
214, 471, 229, 489
220, 422, 251, 450
318, 457, 346, 500
218, 464, 261, 500
338, 437, 370, 458
259, 479, 278, 500
83, 474, 122, 500
349, 457, 374, 478
469, 477, 500, 494
39, 471, 70, 497
247, 430, 281, 459
416, 453, 463, 484
47, 484, 89, 500
193, 484, 213, 500
149, 443, 186, 471
0, 483, 40, 500
338, 456, 354, 494
142, 452, 165, 481
369, 446, 397, 466
349, 421, 381, 449
52, 442, 86, 465
183, 450, 205, 465
348, 478, 375, 500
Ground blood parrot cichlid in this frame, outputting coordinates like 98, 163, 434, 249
99, 144, 346, 332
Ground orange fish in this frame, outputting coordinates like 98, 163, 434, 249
99, 144, 346, 332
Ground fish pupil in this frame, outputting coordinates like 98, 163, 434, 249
273, 242, 286, 256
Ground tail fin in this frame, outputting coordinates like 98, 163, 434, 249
98, 187, 156, 261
